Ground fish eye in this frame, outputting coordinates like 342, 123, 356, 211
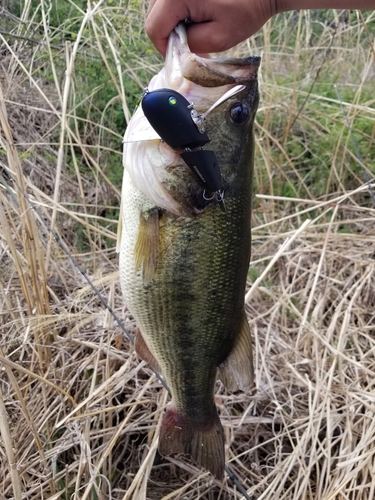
229, 102, 249, 124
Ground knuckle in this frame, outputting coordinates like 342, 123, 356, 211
145, 19, 153, 38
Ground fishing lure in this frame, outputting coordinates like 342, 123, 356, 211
141, 85, 245, 203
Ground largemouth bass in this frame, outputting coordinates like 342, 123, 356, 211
118, 24, 260, 479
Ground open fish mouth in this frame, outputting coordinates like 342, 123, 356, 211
168, 24, 260, 86
155, 24, 261, 109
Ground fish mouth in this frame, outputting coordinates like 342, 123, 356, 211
165, 24, 260, 92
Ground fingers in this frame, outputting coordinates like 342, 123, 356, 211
146, 0, 190, 56
145, 0, 273, 56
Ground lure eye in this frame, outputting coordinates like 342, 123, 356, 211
229, 102, 249, 124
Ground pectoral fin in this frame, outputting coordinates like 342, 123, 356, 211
218, 313, 255, 392
134, 208, 160, 283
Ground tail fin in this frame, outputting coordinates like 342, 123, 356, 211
159, 406, 225, 479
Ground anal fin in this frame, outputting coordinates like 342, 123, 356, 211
135, 328, 162, 374
159, 406, 225, 479
134, 207, 160, 283
218, 313, 255, 392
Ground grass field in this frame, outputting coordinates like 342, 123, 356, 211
0, 1, 375, 498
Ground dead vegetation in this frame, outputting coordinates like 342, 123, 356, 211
1, 2, 375, 499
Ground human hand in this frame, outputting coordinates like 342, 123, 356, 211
145, 0, 277, 57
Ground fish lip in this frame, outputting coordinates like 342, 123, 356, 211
166, 23, 261, 88
164, 24, 190, 88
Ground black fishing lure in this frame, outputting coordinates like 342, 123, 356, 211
141, 88, 223, 195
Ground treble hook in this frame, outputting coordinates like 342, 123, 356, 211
202, 189, 226, 212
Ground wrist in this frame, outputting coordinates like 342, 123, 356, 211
277, 0, 374, 13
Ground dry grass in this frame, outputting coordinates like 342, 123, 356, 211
1, 2, 375, 499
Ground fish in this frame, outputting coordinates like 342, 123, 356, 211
118, 24, 260, 479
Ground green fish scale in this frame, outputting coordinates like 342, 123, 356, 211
125, 190, 251, 423
120, 84, 258, 426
